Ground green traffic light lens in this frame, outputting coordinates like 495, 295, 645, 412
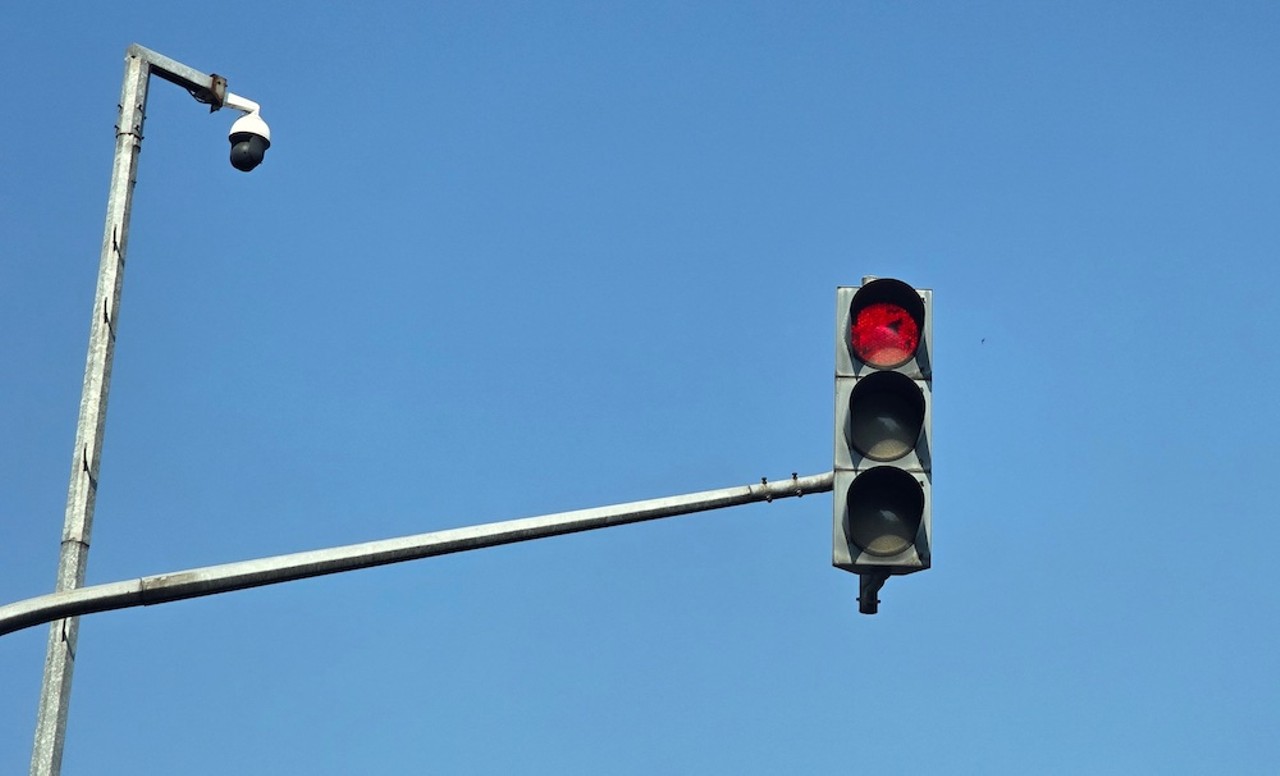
848, 371, 925, 462
845, 468, 924, 558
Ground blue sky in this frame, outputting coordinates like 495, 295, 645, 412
3, 2, 1278, 773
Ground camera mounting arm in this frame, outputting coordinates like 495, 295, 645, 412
126, 44, 267, 125
222, 92, 261, 115
126, 43, 229, 110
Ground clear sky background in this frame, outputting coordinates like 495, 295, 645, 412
3, 2, 1278, 773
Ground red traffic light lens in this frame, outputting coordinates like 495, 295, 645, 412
850, 302, 921, 369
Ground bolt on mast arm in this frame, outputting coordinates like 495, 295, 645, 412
2, 472, 833, 638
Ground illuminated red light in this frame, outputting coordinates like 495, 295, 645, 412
850, 302, 921, 368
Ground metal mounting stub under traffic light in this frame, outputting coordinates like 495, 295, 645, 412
833, 278, 932, 614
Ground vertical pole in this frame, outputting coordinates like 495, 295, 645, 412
31, 49, 150, 776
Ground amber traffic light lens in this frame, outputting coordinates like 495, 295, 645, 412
847, 372, 925, 462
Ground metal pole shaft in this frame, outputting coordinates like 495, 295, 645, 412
31, 49, 149, 776
2, 472, 834, 639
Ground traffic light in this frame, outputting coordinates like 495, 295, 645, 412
833, 278, 932, 614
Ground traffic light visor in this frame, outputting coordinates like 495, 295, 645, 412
849, 280, 925, 369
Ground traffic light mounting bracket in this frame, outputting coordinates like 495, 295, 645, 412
859, 570, 888, 615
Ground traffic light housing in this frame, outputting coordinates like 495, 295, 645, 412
833, 278, 932, 614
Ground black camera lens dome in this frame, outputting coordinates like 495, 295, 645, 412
229, 133, 270, 172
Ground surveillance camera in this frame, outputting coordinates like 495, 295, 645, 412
228, 111, 271, 172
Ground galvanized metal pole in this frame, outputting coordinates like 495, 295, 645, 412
30, 46, 231, 776
30, 49, 150, 776
1, 472, 834, 639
